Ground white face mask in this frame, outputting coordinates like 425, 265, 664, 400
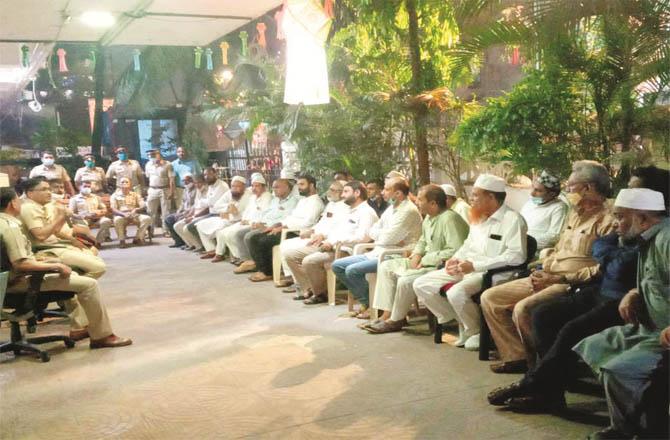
42, 158, 55, 167
51, 193, 65, 200
81, 187, 92, 195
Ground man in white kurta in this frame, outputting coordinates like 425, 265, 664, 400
173, 178, 210, 249
214, 174, 272, 263
196, 176, 251, 257
519, 171, 568, 251
413, 174, 527, 349
441, 183, 471, 224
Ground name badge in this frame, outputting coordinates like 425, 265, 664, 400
489, 234, 502, 241
279, 207, 284, 210
348, 219, 356, 224
327, 212, 333, 217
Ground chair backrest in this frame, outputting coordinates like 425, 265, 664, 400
525, 236, 538, 266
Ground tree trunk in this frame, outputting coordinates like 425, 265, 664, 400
406, 0, 430, 185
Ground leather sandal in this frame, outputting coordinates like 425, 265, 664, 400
303, 294, 327, 305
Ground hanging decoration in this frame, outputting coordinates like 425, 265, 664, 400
239, 31, 248, 57
20, 45, 30, 68
324, 0, 334, 18
84, 49, 96, 68
132, 49, 141, 71
511, 46, 520, 65
56, 48, 69, 72
194, 46, 203, 68
256, 23, 267, 49
219, 42, 229, 65
275, 3, 286, 40
204, 48, 213, 70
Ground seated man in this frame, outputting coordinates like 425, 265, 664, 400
197, 176, 251, 259
233, 178, 299, 274
366, 179, 388, 218
414, 174, 527, 349
165, 173, 197, 248
175, 167, 229, 251
481, 161, 615, 373
247, 174, 324, 282
284, 180, 378, 303
214, 173, 273, 263
332, 177, 422, 319
366, 184, 469, 333
574, 190, 668, 440
1, 187, 131, 349
487, 188, 642, 412
519, 170, 568, 252
69, 181, 112, 243
277, 179, 348, 289
441, 183, 471, 224
110, 177, 152, 248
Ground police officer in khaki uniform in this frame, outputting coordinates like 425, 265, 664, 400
74, 153, 107, 194
1, 187, 131, 349
69, 181, 112, 242
110, 177, 152, 248
145, 149, 175, 236
105, 146, 144, 193
29, 151, 75, 195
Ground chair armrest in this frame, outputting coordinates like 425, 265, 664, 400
377, 246, 413, 263
353, 243, 376, 255
482, 264, 530, 289
334, 243, 352, 259
280, 228, 301, 241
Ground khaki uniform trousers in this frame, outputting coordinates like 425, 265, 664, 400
217, 223, 252, 259
174, 187, 184, 211
89, 217, 113, 242
372, 258, 432, 320
36, 246, 107, 330
147, 188, 172, 231
413, 270, 485, 339
8, 273, 113, 339
480, 277, 570, 362
114, 214, 152, 241
283, 245, 334, 295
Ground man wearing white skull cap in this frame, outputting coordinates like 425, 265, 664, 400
413, 174, 527, 350
519, 171, 568, 251
441, 183, 471, 224
196, 176, 252, 259
573, 188, 669, 440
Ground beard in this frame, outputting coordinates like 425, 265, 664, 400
344, 196, 356, 206
232, 192, 243, 201
469, 205, 487, 224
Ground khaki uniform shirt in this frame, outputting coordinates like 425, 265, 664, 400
106, 160, 144, 188
0, 213, 39, 283
542, 206, 616, 283
29, 164, 72, 182
19, 199, 63, 246
110, 190, 145, 213
69, 194, 105, 217
74, 167, 106, 193
145, 160, 175, 188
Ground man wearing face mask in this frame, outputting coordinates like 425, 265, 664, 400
69, 181, 112, 243
29, 151, 75, 196
519, 171, 568, 252
196, 176, 251, 259
105, 146, 144, 193
144, 149, 175, 237
481, 160, 616, 374
110, 177, 152, 248
74, 154, 107, 194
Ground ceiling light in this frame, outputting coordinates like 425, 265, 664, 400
80, 11, 115, 28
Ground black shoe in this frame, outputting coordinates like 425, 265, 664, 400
487, 381, 528, 406
587, 426, 630, 440
168, 243, 183, 248
505, 393, 566, 413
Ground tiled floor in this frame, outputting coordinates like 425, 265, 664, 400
0, 237, 609, 439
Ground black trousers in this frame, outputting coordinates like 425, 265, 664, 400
165, 213, 183, 246
641, 351, 668, 439
248, 232, 280, 276
521, 287, 624, 394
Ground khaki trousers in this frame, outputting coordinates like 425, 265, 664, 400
283, 245, 334, 295
90, 217, 113, 242
8, 272, 113, 340
147, 188, 172, 230
480, 277, 569, 362
114, 215, 152, 241
174, 187, 184, 211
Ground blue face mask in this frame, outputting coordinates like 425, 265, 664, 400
85, 160, 95, 168
118, 153, 127, 161
531, 196, 545, 205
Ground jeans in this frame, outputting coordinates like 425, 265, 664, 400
165, 213, 183, 246
331, 255, 378, 307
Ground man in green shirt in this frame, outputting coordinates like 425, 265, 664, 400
364, 184, 469, 333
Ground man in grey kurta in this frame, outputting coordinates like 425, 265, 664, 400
573, 188, 669, 440
365, 184, 469, 333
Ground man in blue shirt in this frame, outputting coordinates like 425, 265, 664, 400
171, 146, 201, 209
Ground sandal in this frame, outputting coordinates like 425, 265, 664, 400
355, 310, 371, 319
303, 294, 327, 305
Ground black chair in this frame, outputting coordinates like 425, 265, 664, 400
434, 236, 538, 361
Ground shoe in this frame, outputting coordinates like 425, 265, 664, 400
69, 328, 89, 341
168, 243, 182, 248
90, 334, 133, 349
366, 319, 407, 334
505, 394, 566, 413
490, 359, 528, 374
200, 251, 216, 259
211, 255, 225, 263
487, 381, 528, 406
587, 427, 630, 440
234, 260, 257, 274
249, 272, 273, 282
464, 334, 480, 351
274, 278, 294, 288
303, 294, 327, 305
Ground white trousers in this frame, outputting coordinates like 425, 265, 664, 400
220, 223, 252, 259
197, 218, 234, 252
174, 219, 200, 248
